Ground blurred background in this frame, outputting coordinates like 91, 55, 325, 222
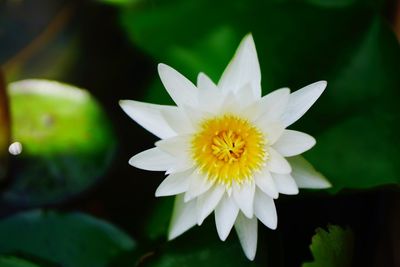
0, 0, 399, 266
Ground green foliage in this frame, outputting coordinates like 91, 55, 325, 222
0, 210, 135, 267
0, 256, 42, 267
116, 0, 400, 192
302, 225, 354, 267
1, 80, 116, 206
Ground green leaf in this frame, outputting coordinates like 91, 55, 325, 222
1, 80, 116, 207
0, 256, 42, 267
119, 0, 377, 100
144, 197, 174, 241
97, 0, 142, 6
0, 210, 135, 267
302, 225, 354, 267
306, 17, 400, 192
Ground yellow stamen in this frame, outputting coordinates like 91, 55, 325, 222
191, 114, 267, 187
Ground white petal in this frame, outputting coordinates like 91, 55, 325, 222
155, 135, 190, 157
272, 173, 299, 195
218, 34, 261, 99
161, 107, 195, 134
256, 120, 285, 145
254, 189, 277, 229
168, 194, 197, 240
196, 185, 225, 225
129, 147, 175, 171
158, 63, 198, 107
215, 194, 239, 241
166, 159, 194, 175
234, 212, 258, 261
281, 81, 327, 127
181, 105, 212, 130
184, 170, 214, 202
197, 72, 217, 91
155, 169, 194, 197
288, 156, 331, 188
254, 169, 278, 199
257, 88, 290, 121
235, 83, 257, 108
119, 100, 176, 139
266, 148, 292, 174
197, 88, 224, 113
273, 130, 316, 157
233, 181, 255, 218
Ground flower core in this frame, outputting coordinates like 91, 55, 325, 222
191, 114, 267, 187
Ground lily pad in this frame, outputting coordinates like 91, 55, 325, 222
1, 80, 116, 207
302, 225, 354, 267
0, 256, 41, 267
0, 210, 135, 267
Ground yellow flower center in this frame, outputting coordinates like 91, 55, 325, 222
191, 114, 267, 187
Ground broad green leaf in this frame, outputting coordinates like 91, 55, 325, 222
302, 225, 354, 267
0, 255, 47, 267
0, 256, 42, 267
1, 80, 116, 207
144, 197, 174, 241
119, 0, 377, 101
0, 210, 135, 267
97, 0, 142, 6
305, 16, 400, 192
0, 70, 10, 181
307, 104, 400, 193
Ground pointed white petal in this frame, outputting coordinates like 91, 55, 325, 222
235, 83, 257, 108
254, 169, 278, 199
184, 170, 214, 202
129, 147, 175, 171
218, 34, 261, 99
166, 159, 194, 175
256, 120, 285, 145
182, 105, 212, 130
161, 107, 195, 134
197, 72, 217, 91
158, 63, 198, 107
273, 130, 316, 157
155, 169, 194, 197
272, 173, 299, 195
155, 135, 191, 157
288, 156, 331, 188
196, 185, 225, 225
119, 100, 176, 139
257, 88, 290, 121
234, 212, 258, 261
168, 194, 197, 240
233, 181, 255, 218
266, 148, 292, 174
254, 189, 277, 229
215, 194, 239, 241
281, 81, 327, 127
197, 87, 224, 113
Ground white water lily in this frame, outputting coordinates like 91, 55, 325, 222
120, 34, 331, 260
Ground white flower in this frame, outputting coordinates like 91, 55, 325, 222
120, 34, 331, 260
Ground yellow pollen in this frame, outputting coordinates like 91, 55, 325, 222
191, 114, 268, 187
